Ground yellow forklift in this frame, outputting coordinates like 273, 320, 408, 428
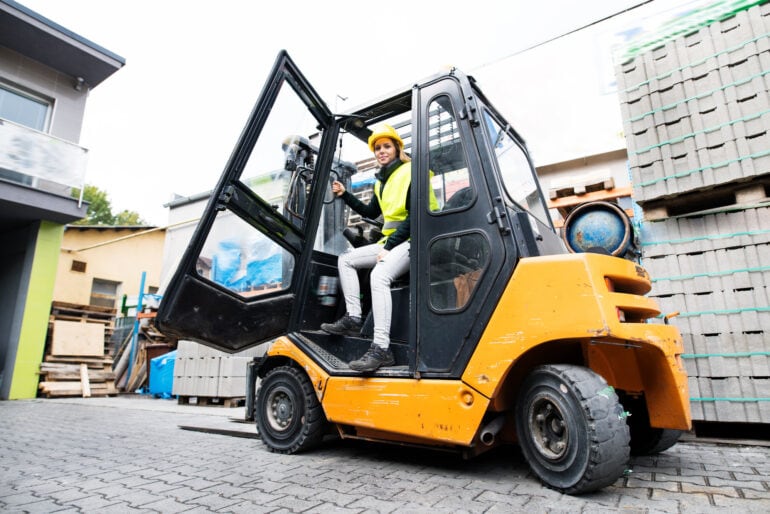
158, 51, 690, 494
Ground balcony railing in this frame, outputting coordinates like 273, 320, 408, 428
0, 117, 88, 196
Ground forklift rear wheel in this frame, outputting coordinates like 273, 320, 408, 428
515, 364, 630, 494
256, 365, 326, 454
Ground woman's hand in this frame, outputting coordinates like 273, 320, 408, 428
377, 248, 389, 262
331, 180, 346, 197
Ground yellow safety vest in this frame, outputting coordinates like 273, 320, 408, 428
374, 161, 411, 243
374, 161, 439, 244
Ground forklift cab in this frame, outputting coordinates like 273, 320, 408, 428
158, 50, 564, 377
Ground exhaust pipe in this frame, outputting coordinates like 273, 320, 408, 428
480, 416, 505, 446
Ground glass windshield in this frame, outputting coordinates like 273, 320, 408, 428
238, 82, 323, 231
483, 110, 549, 224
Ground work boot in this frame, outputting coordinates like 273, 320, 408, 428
349, 344, 395, 372
320, 315, 362, 336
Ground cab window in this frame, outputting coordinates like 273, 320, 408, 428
238, 82, 323, 231
483, 110, 549, 224
427, 96, 473, 212
197, 211, 294, 297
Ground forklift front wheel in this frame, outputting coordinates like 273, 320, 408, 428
256, 365, 326, 454
515, 364, 630, 494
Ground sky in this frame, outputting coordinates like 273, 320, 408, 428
19, 0, 663, 225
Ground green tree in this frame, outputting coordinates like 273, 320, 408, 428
71, 184, 146, 225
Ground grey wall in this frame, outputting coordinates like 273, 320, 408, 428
0, 222, 36, 399
0, 46, 88, 143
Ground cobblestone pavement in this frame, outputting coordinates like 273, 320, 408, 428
1, 397, 769, 513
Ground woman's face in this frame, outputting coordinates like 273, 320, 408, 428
372, 137, 398, 167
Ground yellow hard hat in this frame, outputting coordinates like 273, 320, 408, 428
368, 124, 403, 152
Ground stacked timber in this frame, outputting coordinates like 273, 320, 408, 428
616, 3, 770, 426
112, 313, 175, 393
39, 302, 118, 397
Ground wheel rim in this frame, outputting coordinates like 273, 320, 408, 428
265, 385, 295, 433
528, 394, 569, 461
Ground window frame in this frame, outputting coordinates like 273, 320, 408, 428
0, 81, 52, 132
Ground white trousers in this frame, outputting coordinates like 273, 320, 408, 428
337, 241, 410, 349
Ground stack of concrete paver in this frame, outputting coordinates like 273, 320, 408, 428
172, 340, 265, 403
616, 2, 770, 425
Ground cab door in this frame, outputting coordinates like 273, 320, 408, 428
412, 76, 515, 376
157, 51, 335, 353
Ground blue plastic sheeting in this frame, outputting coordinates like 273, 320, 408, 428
149, 350, 176, 397
210, 239, 282, 292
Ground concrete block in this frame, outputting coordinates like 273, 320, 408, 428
616, 57, 648, 91
217, 376, 247, 398
705, 333, 739, 377
682, 69, 724, 100
629, 143, 662, 168
663, 151, 704, 194
627, 126, 661, 153
172, 375, 193, 396
737, 137, 770, 178
732, 111, 770, 139
713, 377, 749, 422
716, 52, 767, 86
723, 74, 768, 104
746, 243, 770, 289
693, 124, 735, 150
219, 357, 250, 377
681, 55, 719, 82
709, 11, 756, 52
173, 357, 187, 377
676, 27, 718, 66
650, 83, 687, 110
688, 90, 731, 129
648, 66, 684, 92
688, 376, 704, 421
651, 101, 690, 126
633, 161, 669, 202
620, 80, 651, 104
643, 40, 682, 78
193, 375, 218, 397
176, 340, 199, 358
656, 115, 694, 145
625, 110, 656, 136
621, 95, 654, 121
725, 88, 770, 120
203, 356, 221, 376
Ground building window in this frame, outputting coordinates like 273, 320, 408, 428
0, 82, 51, 132
71, 260, 87, 273
90, 278, 120, 309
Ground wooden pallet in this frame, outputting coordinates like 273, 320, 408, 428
38, 358, 117, 398
548, 177, 616, 200
547, 184, 634, 227
177, 396, 246, 408
641, 180, 769, 221
40, 302, 119, 398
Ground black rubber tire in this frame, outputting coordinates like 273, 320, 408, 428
255, 365, 326, 454
621, 394, 683, 455
515, 364, 630, 494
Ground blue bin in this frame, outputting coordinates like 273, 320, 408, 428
149, 350, 176, 397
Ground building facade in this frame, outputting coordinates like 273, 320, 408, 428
0, 0, 124, 399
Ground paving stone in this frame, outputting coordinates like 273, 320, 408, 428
66, 495, 122, 511
141, 496, 197, 513
2, 398, 770, 513
264, 495, 323, 512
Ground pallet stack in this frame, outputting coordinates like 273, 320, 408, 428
616, 2, 770, 426
39, 302, 118, 397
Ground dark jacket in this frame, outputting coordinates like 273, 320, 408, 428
340, 158, 411, 251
